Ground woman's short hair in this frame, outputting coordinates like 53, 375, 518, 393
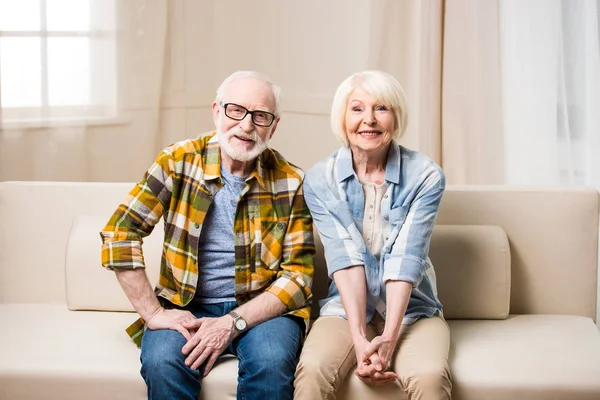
331, 70, 408, 146
215, 71, 282, 116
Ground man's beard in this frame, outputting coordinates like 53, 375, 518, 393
217, 121, 270, 162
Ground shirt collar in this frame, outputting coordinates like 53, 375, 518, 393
203, 133, 222, 181
246, 152, 268, 190
336, 142, 402, 184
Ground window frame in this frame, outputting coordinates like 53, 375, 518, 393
0, 0, 124, 128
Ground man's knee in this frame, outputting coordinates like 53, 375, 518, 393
249, 341, 299, 376
141, 330, 188, 377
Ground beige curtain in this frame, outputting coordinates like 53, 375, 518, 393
368, 0, 504, 183
441, 0, 504, 184
368, 0, 444, 164
0, 0, 169, 182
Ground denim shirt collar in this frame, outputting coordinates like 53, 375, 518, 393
336, 142, 402, 185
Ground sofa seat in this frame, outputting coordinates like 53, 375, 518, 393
3, 304, 599, 400
447, 315, 600, 400
0, 304, 236, 400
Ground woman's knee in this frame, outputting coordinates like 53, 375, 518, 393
402, 365, 452, 399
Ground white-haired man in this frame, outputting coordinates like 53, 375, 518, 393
101, 71, 314, 400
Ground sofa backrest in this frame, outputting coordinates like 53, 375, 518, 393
0, 182, 597, 321
437, 186, 599, 320
66, 216, 512, 320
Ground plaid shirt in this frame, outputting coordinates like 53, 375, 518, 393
100, 132, 315, 347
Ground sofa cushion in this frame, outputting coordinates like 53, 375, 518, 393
334, 315, 600, 400
312, 224, 511, 319
66, 215, 162, 311
66, 216, 511, 318
0, 304, 237, 400
447, 315, 600, 400
430, 225, 511, 319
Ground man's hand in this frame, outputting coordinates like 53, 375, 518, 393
146, 308, 196, 340
181, 316, 236, 376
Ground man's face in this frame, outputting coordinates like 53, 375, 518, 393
213, 78, 279, 162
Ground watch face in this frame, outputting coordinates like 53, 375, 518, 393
235, 319, 247, 331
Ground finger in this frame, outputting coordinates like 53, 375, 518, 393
363, 341, 380, 359
181, 319, 203, 329
369, 352, 385, 372
354, 363, 375, 378
370, 371, 397, 385
356, 363, 395, 380
191, 348, 213, 370
203, 352, 220, 376
357, 371, 397, 386
185, 343, 205, 368
182, 333, 201, 355
172, 324, 192, 341
373, 371, 397, 380
370, 377, 397, 386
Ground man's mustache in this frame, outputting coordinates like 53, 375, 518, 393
226, 129, 260, 143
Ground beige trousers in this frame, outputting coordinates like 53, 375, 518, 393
294, 315, 452, 400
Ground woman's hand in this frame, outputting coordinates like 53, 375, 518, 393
365, 333, 397, 371
353, 335, 398, 386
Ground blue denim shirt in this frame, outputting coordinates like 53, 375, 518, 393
304, 143, 445, 325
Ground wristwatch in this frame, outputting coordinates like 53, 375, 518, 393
228, 311, 248, 333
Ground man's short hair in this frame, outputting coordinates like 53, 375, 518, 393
330, 70, 408, 146
215, 71, 282, 116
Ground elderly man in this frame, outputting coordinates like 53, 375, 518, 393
100, 71, 314, 400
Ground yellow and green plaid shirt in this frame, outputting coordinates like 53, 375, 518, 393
100, 132, 315, 347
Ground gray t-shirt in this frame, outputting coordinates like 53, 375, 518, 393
192, 166, 247, 304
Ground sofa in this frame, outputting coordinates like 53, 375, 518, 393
1, 181, 600, 400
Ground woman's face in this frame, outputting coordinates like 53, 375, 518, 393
344, 88, 396, 154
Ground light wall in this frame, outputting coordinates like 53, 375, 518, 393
0, 0, 371, 182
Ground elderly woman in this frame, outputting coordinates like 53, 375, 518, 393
294, 71, 451, 399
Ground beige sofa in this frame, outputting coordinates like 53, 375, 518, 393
1, 181, 600, 400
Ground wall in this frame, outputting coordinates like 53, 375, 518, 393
0, 0, 372, 182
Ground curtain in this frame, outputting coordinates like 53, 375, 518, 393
368, 0, 444, 163
441, 0, 505, 184
500, 0, 600, 186
441, 0, 600, 188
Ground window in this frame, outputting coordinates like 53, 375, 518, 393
0, 0, 117, 125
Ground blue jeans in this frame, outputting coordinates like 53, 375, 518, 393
140, 301, 304, 400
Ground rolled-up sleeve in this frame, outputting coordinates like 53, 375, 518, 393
383, 171, 445, 285
303, 173, 364, 277
100, 152, 172, 270
266, 184, 315, 311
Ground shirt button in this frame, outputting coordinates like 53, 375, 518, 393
194, 223, 200, 229
370, 205, 374, 209
369, 216, 372, 220
384, 216, 389, 221
384, 194, 388, 199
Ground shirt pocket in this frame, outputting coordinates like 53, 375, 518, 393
389, 205, 410, 228
257, 220, 288, 271
385, 205, 411, 248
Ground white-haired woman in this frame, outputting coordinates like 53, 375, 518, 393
294, 71, 452, 399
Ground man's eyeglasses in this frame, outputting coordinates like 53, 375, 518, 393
220, 102, 276, 127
